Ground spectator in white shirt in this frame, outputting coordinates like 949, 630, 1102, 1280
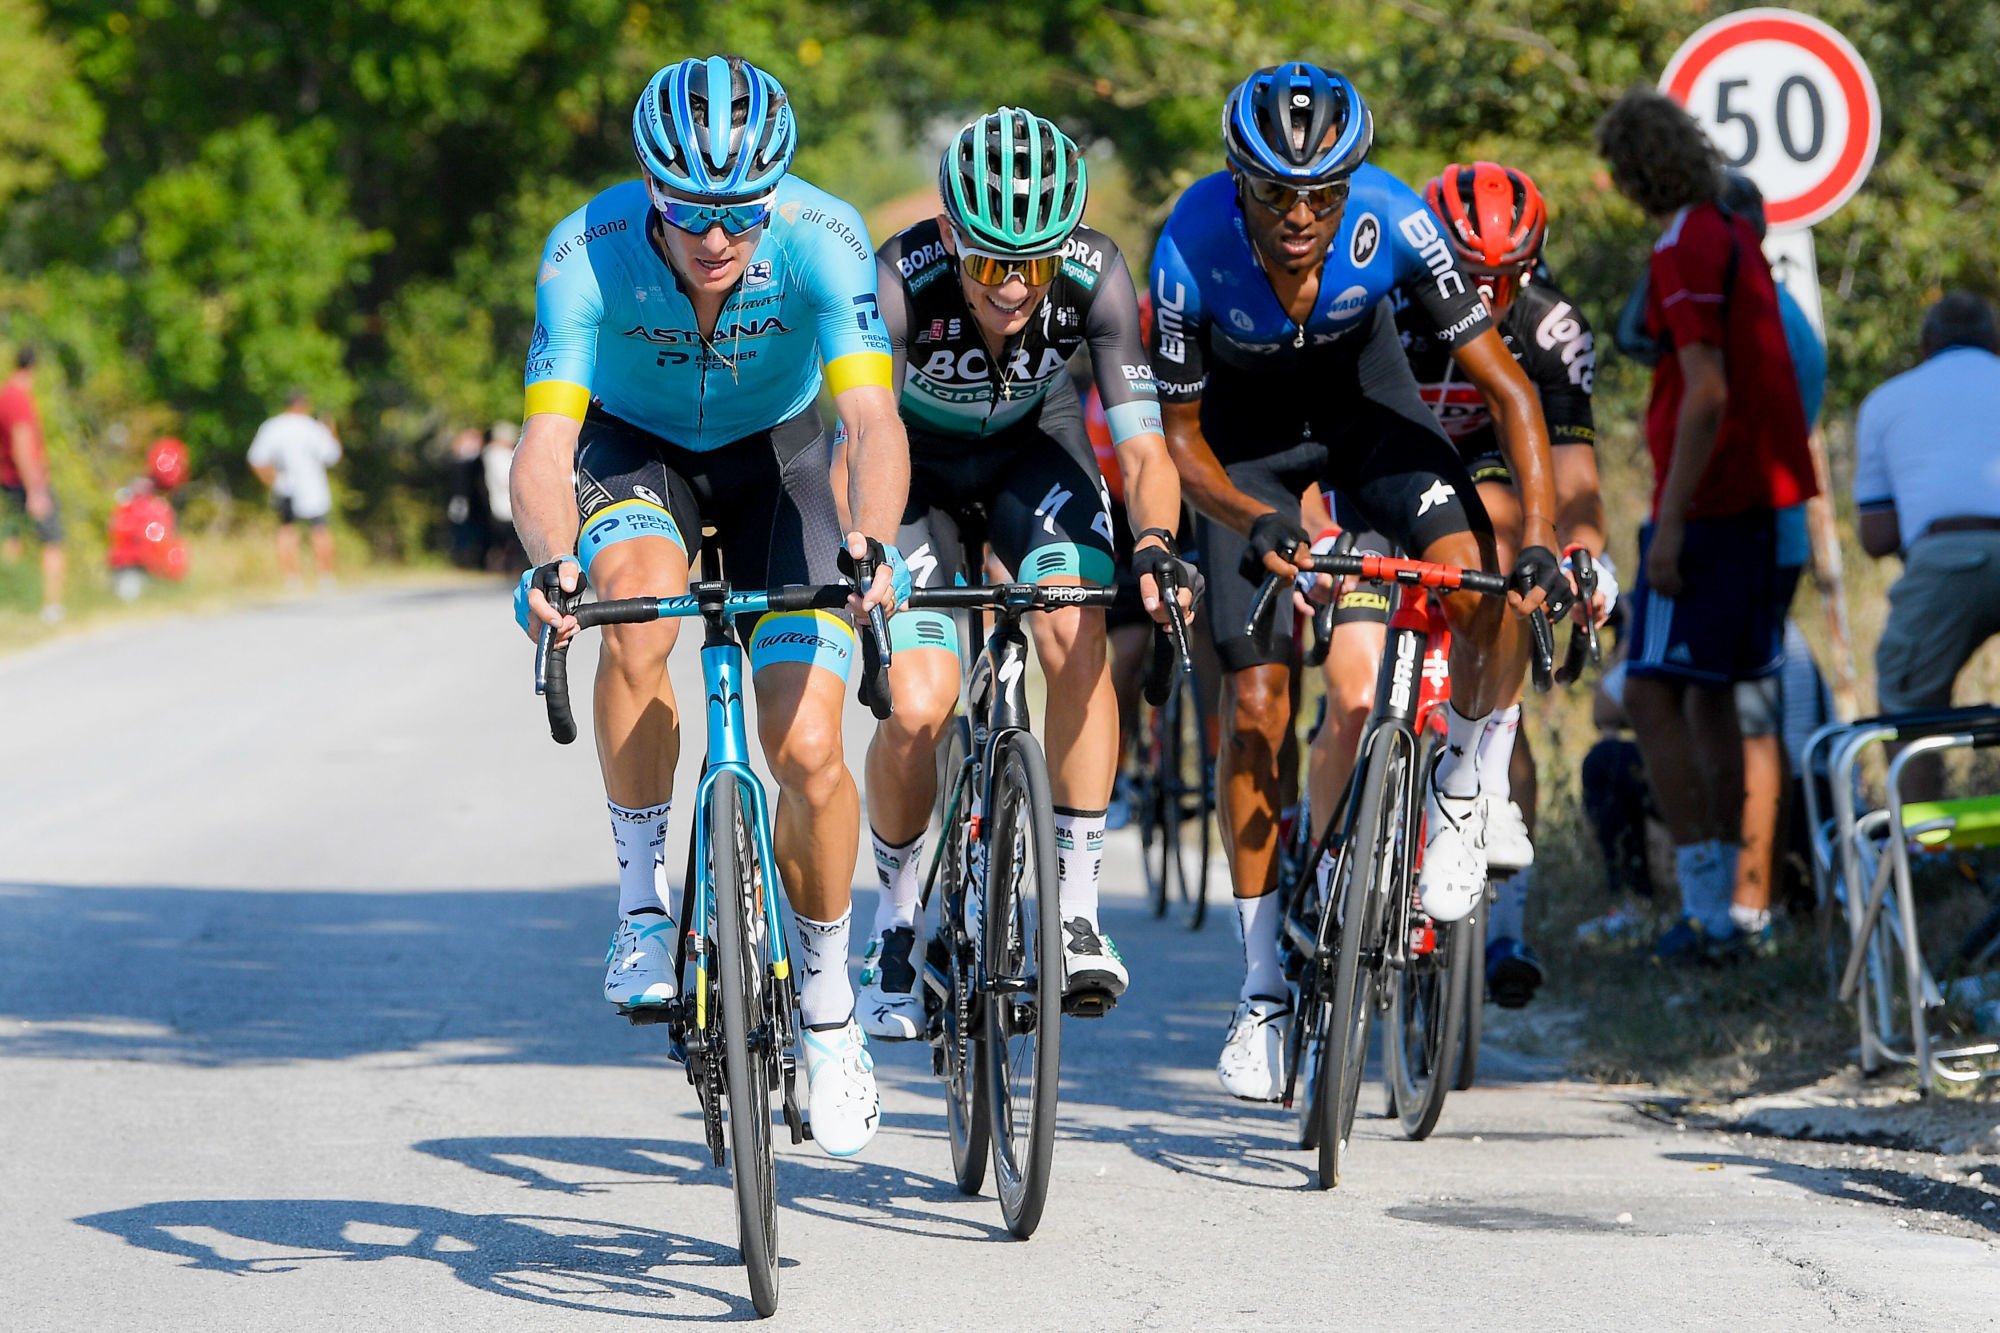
247, 389, 342, 587
1855, 291, 2000, 793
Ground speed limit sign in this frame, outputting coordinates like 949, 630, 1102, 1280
1660, 8, 1879, 231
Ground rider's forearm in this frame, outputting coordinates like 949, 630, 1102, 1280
843, 414, 910, 544
1551, 443, 1607, 555
1115, 434, 1181, 549
1493, 392, 1559, 546
1164, 403, 1265, 535
510, 413, 582, 566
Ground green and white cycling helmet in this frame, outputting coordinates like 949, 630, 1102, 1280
939, 107, 1088, 257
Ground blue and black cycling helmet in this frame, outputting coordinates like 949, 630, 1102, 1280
632, 56, 796, 204
1222, 62, 1373, 185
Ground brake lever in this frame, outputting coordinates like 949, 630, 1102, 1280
1528, 607, 1556, 694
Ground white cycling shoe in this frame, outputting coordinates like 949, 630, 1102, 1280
801, 1016, 880, 1158
604, 913, 677, 1009
858, 926, 925, 1041
1216, 995, 1291, 1102
1418, 789, 1487, 923
1482, 795, 1535, 872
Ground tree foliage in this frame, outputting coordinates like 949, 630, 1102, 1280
0, 0, 1991, 550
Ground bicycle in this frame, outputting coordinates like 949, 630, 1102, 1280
532, 543, 891, 1318
1137, 623, 1215, 930
1248, 548, 1557, 1188
913, 559, 1195, 1238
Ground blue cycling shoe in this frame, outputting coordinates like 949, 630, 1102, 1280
1484, 935, 1544, 1009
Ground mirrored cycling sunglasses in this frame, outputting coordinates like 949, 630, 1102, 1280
645, 176, 774, 237
958, 247, 1065, 288
1239, 175, 1350, 219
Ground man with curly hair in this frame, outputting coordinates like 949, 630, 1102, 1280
1594, 88, 1818, 963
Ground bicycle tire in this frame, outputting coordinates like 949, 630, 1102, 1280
712, 772, 780, 1315
937, 719, 991, 1196
1140, 705, 1170, 919
1453, 895, 1487, 1091
1315, 732, 1407, 1189
1385, 915, 1468, 1140
982, 730, 1062, 1238
1170, 676, 1213, 931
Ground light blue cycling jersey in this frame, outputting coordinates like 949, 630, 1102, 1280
1149, 164, 1487, 401
525, 176, 893, 451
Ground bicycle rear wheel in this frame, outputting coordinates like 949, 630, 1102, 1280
1385, 916, 1468, 1140
1453, 895, 1487, 1091
936, 720, 990, 1196
1315, 732, 1407, 1189
712, 772, 779, 1315
982, 730, 1062, 1238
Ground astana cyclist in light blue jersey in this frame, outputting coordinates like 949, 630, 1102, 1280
512, 55, 911, 1158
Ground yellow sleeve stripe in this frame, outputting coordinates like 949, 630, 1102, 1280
823, 352, 893, 399
524, 380, 591, 422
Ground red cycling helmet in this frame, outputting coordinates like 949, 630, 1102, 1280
1422, 162, 1547, 308
147, 437, 190, 490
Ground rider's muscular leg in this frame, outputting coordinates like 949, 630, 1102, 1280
1031, 599, 1115, 810
1310, 621, 1385, 841
864, 648, 961, 846
589, 540, 688, 808
1425, 529, 1529, 722
1220, 664, 1293, 900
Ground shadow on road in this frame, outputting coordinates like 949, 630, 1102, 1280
1666, 1150, 2000, 1234
413, 1135, 1012, 1243
0, 881, 640, 1067
75, 1198, 759, 1321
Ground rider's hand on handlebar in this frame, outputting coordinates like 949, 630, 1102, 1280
1565, 548, 1619, 627
1132, 539, 1198, 625
1507, 544, 1574, 621
516, 557, 585, 646
844, 532, 910, 620
1244, 510, 1311, 582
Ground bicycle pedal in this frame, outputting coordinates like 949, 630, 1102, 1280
1062, 987, 1118, 1019
620, 1004, 675, 1026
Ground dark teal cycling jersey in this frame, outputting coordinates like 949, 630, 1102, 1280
1148, 165, 1489, 402
525, 176, 893, 451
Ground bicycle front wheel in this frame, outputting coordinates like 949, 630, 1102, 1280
712, 772, 779, 1315
937, 719, 990, 1196
982, 730, 1062, 1238
1167, 675, 1213, 931
1315, 731, 1408, 1189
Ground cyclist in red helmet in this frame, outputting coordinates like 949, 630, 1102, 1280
1310, 161, 1610, 1009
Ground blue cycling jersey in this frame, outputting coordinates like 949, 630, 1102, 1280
525, 176, 893, 451
1148, 165, 1488, 402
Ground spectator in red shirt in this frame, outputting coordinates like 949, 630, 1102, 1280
1594, 89, 1819, 963
0, 347, 66, 624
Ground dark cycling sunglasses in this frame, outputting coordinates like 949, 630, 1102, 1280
1238, 175, 1350, 219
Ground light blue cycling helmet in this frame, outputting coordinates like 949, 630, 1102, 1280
1222, 62, 1372, 185
632, 55, 796, 204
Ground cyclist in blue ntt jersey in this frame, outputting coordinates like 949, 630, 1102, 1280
1150, 63, 1573, 1102
511, 56, 910, 1158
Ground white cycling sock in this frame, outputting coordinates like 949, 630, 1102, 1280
1434, 703, 1487, 801
1236, 893, 1286, 1001
869, 827, 924, 936
609, 800, 671, 918
1490, 866, 1532, 941
793, 909, 855, 1029
1476, 705, 1522, 804
1054, 806, 1108, 928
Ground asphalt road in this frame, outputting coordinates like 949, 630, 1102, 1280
3, 582, 1996, 1330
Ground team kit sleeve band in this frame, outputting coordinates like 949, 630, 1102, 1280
524, 379, 591, 422
822, 351, 894, 398
576, 497, 689, 576
748, 608, 858, 682
1020, 541, 1116, 587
